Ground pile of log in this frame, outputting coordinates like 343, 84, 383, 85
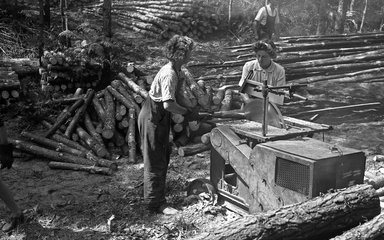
13, 67, 237, 174
190, 32, 384, 85
39, 40, 111, 94
83, 0, 223, 40
0, 67, 21, 103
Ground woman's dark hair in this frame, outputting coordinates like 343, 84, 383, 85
164, 35, 195, 61
252, 40, 277, 59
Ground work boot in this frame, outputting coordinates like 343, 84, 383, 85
2, 213, 24, 232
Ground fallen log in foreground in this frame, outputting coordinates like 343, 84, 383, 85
191, 184, 380, 240
48, 161, 113, 176
330, 212, 384, 240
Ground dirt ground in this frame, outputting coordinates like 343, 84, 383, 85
1, 30, 384, 240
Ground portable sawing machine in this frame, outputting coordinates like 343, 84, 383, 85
209, 78, 366, 213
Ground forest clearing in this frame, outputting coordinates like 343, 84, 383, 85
1, 0, 384, 239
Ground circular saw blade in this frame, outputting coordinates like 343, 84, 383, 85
243, 99, 285, 128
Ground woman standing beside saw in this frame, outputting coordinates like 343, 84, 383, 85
238, 40, 286, 128
238, 40, 285, 90
138, 35, 202, 215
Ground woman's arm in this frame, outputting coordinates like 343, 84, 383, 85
163, 100, 188, 115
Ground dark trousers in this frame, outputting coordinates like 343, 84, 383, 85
137, 97, 171, 209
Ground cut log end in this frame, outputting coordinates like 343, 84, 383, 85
102, 129, 114, 139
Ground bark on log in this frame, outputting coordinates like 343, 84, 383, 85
51, 133, 90, 152
127, 108, 136, 163
48, 161, 112, 175
330, 212, 384, 240
45, 98, 85, 137
178, 142, 210, 157
76, 126, 108, 158
191, 184, 380, 240
118, 72, 149, 99
102, 89, 115, 139
10, 139, 108, 168
65, 89, 95, 138
110, 80, 141, 114
92, 96, 106, 122
84, 113, 105, 146
22, 132, 115, 169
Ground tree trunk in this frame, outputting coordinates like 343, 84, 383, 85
38, 0, 44, 62
43, 0, 50, 28
359, 0, 368, 33
330, 212, 384, 240
191, 184, 380, 240
103, 0, 112, 37
316, 0, 328, 35
60, 0, 65, 31
335, 0, 350, 34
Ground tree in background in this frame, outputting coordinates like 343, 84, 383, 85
335, 0, 351, 33
103, 0, 112, 38
43, 0, 50, 29
316, 0, 329, 35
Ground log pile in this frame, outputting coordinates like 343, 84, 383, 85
0, 67, 21, 103
13, 67, 230, 174
190, 32, 384, 85
12, 73, 145, 175
39, 40, 111, 94
83, 0, 223, 40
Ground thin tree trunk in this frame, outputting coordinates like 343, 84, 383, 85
60, 0, 65, 31
349, 0, 355, 12
103, 0, 112, 37
38, 0, 44, 65
335, 0, 350, 33
316, 0, 328, 35
43, 0, 50, 28
359, 0, 368, 33
228, 0, 233, 27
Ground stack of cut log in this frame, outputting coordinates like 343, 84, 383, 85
0, 66, 21, 104
190, 32, 384, 85
13, 68, 234, 174
83, 0, 223, 40
39, 40, 110, 94
12, 74, 144, 175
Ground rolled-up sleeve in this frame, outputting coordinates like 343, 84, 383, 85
160, 75, 177, 102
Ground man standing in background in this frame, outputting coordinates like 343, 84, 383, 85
254, 0, 280, 41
